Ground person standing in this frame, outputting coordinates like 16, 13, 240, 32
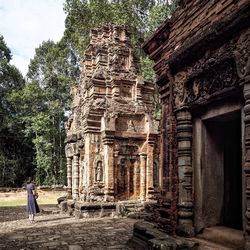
26, 177, 40, 223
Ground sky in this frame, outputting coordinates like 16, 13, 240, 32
0, 0, 66, 76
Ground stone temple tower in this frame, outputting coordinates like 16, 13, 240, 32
65, 24, 160, 202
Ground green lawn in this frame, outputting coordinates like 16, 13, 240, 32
0, 191, 67, 206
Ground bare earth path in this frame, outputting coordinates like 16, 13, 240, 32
0, 205, 137, 250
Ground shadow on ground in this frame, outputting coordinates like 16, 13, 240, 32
0, 206, 137, 250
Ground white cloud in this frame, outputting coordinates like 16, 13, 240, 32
0, 0, 66, 76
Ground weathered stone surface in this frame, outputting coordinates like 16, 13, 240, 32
65, 23, 160, 202
128, 221, 198, 250
141, 0, 250, 247
0, 206, 137, 250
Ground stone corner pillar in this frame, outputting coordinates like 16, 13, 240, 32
243, 76, 250, 249
146, 138, 156, 200
66, 157, 73, 199
72, 152, 80, 200
176, 109, 194, 237
103, 137, 115, 201
139, 153, 147, 201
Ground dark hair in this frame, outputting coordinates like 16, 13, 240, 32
27, 176, 33, 184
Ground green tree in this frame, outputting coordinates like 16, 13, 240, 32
0, 35, 34, 187
63, 0, 175, 81
23, 38, 78, 185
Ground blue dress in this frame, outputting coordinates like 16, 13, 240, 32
27, 183, 40, 214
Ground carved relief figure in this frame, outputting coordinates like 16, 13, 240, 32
127, 120, 135, 132
174, 71, 187, 107
96, 161, 103, 182
234, 30, 250, 78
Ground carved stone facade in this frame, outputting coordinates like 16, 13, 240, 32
65, 24, 160, 203
143, 0, 250, 247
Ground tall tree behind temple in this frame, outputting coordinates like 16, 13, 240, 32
63, 0, 174, 81
18, 38, 79, 185
0, 35, 34, 187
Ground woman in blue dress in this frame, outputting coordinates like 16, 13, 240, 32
26, 177, 40, 223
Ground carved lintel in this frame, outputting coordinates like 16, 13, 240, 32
186, 60, 238, 105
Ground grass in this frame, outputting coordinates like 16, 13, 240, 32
0, 190, 67, 207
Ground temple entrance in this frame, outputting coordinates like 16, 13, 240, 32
116, 157, 139, 200
193, 105, 243, 234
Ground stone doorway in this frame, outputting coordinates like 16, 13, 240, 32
117, 157, 139, 200
193, 105, 243, 233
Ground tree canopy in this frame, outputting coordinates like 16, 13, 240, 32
0, 35, 34, 187
63, 0, 174, 80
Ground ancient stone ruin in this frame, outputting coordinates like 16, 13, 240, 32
65, 24, 160, 204
128, 0, 250, 249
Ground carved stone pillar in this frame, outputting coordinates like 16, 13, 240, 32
134, 159, 139, 198
72, 154, 80, 199
234, 29, 250, 249
104, 140, 114, 201
67, 157, 73, 198
140, 153, 147, 201
243, 77, 250, 249
146, 143, 154, 199
127, 159, 131, 198
114, 150, 119, 196
176, 109, 194, 236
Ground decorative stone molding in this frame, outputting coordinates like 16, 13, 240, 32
186, 59, 238, 105
234, 30, 250, 79
66, 157, 73, 198
243, 78, 250, 249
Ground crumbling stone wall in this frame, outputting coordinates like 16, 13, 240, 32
65, 24, 160, 203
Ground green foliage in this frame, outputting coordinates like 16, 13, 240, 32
0, 35, 34, 187
23, 39, 78, 185
63, 0, 175, 81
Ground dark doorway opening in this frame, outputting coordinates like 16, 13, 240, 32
202, 111, 242, 230
223, 118, 242, 230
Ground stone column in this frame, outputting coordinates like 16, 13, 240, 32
243, 78, 250, 249
146, 142, 154, 199
127, 159, 131, 198
67, 157, 73, 198
176, 109, 194, 236
134, 160, 139, 198
140, 153, 147, 201
72, 154, 80, 199
104, 140, 114, 201
114, 151, 119, 196
235, 31, 250, 248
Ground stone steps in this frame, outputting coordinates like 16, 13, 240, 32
191, 237, 237, 250
40, 205, 61, 215
61, 200, 156, 220
196, 226, 244, 250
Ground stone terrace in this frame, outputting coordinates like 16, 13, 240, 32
0, 205, 137, 250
